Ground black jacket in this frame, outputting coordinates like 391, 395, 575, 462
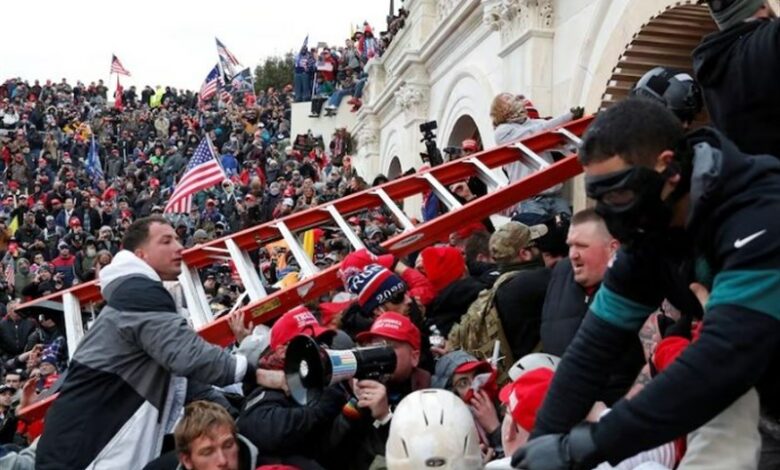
0, 317, 36, 359
540, 259, 645, 405
540, 260, 591, 357
0, 406, 17, 445
494, 262, 550, 360
693, 19, 780, 158
427, 276, 488, 336
533, 128, 780, 465
327, 369, 431, 470
237, 384, 348, 469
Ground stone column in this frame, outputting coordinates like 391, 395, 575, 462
483, 0, 555, 113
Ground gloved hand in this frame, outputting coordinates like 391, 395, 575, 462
570, 106, 585, 120
511, 423, 601, 470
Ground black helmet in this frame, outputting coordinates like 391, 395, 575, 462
630, 67, 703, 123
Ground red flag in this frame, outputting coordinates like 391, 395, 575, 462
114, 79, 124, 111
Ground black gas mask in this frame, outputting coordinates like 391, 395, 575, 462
586, 166, 672, 249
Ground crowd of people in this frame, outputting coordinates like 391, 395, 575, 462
1, 0, 779, 469
294, 9, 409, 117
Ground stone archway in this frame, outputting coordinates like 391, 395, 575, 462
570, 1, 719, 211
387, 156, 403, 180
599, 3, 717, 124
446, 114, 482, 151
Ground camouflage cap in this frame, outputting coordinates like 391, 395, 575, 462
489, 221, 548, 264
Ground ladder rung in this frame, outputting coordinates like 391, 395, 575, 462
374, 188, 415, 232
557, 128, 583, 147
276, 221, 319, 279
226, 291, 249, 317
323, 204, 367, 250
202, 247, 231, 254
513, 142, 551, 170
421, 173, 463, 211
178, 263, 214, 328
225, 239, 267, 302
466, 157, 508, 191
62, 293, 84, 361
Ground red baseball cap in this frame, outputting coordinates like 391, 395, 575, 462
462, 139, 478, 152
499, 368, 554, 432
356, 312, 421, 350
270, 306, 332, 350
453, 222, 487, 241
454, 360, 493, 376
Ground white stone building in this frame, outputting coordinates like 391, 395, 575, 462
347, 0, 777, 209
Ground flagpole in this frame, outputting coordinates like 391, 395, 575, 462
205, 136, 229, 180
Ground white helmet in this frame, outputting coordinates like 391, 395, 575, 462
386, 389, 483, 470
507, 353, 560, 381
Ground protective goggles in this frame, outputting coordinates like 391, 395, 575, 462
585, 166, 664, 212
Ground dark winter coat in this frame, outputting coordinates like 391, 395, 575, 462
426, 276, 488, 336
494, 262, 550, 360
693, 19, 780, 158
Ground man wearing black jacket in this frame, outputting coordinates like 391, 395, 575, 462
491, 222, 551, 361
539, 209, 642, 407
0, 301, 35, 363
693, 0, 779, 157
512, 99, 780, 469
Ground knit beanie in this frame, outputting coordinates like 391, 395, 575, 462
347, 264, 406, 313
707, 0, 764, 29
420, 246, 466, 293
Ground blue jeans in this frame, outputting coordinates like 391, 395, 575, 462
293, 72, 312, 102
327, 85, 355, 108
354, 78, 367, 99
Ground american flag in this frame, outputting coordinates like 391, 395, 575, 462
216, 37, 240, 80
220, 89, 233, 105
164, 138, 226, 214
199, 65, 220, 103
110, 54, 131, 76
4, 260, 14, 291
216, 38, 241, 66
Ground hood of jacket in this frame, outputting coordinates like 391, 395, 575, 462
99, 250, 161, 292
431, 350, 480, 389
692, 19, 766, 87
99, 249, 175, 312
687, 127, 780, 232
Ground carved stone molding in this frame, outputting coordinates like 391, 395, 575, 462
437, 0, 459, 21
482, 0, 553, 35
394, 83, 430, 121
357, 127, 379, 147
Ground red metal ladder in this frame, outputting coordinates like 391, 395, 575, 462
17, 116, 592, 428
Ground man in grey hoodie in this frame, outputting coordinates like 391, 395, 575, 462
36, 216, 250, 470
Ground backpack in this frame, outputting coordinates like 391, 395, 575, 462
447, 270, 520, 384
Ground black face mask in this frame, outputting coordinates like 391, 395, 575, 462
586, 166, 671, 249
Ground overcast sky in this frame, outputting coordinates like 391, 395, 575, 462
1, 0, 391, 91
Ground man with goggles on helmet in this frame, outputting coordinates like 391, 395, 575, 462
511, 98, 780, 469
630, 66, 703, 130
